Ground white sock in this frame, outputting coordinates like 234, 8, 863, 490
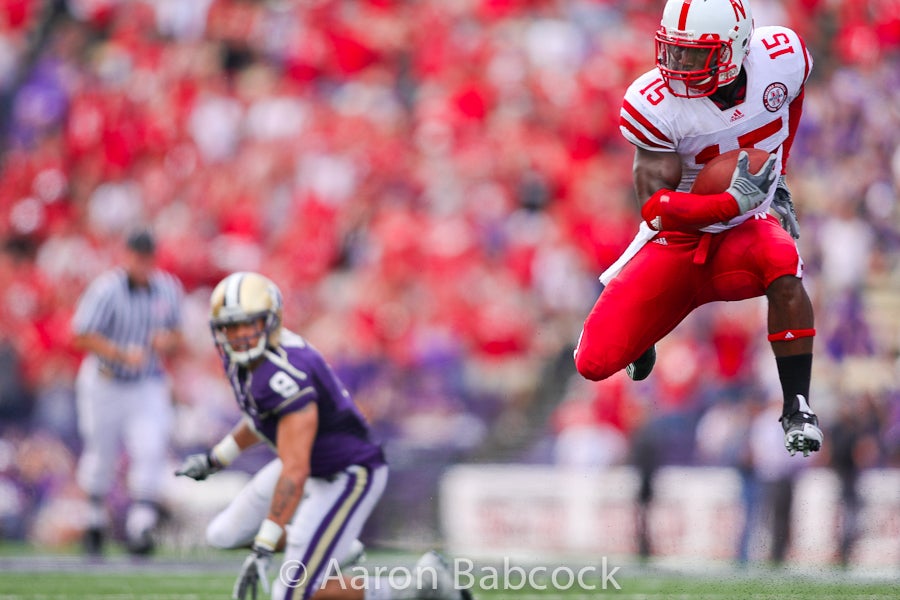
364, 582, 395, 600
126, 503, 158, 540
366, 575, 428, 600
87, 497, 107, 529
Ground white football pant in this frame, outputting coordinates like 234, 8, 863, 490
207, 458, 388, 600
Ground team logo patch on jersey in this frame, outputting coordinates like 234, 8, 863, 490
763, 82, 788, 112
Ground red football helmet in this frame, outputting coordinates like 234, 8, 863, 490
655, 0, 755, 98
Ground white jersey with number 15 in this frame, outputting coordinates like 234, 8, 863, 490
620, 25, 812, 231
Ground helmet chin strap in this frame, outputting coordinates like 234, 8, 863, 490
228, 335, 268, 364
675, 75, 718, 98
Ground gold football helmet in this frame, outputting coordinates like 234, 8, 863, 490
209, 272, 283, 364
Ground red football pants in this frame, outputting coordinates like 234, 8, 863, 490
575, 215, 802, 381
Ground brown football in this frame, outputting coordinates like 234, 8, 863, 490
691, 148, 772, 195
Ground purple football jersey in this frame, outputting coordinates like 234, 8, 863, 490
223, 330, 385, 477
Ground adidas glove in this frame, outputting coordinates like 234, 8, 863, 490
232, 545, 273, 600
174, 452, 221, 481
771, 174, 800, 239
175, 435, 241, 481
232, 519, 282, 600
726, 151, 777, 214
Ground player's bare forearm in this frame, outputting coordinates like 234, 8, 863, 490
268, 471, 308, 527
230, 418, 264, 451
633, 147, 682, 205
268, 405, 318, 528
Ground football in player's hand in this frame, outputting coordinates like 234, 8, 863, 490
691, 148, 772, 194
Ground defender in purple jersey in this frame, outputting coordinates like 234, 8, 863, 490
176, 273, 471, 600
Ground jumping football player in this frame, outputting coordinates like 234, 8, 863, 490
574, 0, 823, 456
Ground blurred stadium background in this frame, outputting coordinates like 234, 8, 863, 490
0, 0, 898, 581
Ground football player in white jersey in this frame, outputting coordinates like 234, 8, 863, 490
574, 0, 823, 456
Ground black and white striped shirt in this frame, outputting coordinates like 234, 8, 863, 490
72, 267, 184, 380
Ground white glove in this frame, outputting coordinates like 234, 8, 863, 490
771, 174, 800, 239
726, 151, 778, 214
174, 452, 221, 481
232, 545, 273, 600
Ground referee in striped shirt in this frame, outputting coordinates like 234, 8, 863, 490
71, 227, 184, 556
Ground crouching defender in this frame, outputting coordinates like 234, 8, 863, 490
176, 272, 472, 600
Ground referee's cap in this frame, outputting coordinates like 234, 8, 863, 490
126, 228, 156, 255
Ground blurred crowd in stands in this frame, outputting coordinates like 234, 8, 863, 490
0, 0, 898, 560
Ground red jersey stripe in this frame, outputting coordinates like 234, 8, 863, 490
782, 88, 805, 172
797, 34, 811, 82
622, 100, 673, 144
619, 115, 671, 149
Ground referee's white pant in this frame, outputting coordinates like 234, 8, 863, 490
207, 459, 388, 600
75, 355, 174, 502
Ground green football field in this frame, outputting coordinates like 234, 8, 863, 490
0, 571, 897, 599
0, 550, 897, 600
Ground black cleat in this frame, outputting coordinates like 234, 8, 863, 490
83, 527, 104, 557
626, 345, 656, 381
126, 529, 155, 556
780, 395, 823, 457
415, 551, 475, 600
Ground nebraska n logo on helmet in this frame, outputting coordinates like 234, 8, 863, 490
655, 0, 754, 98
209, 272, 284, 365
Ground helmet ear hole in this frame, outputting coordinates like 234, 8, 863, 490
721, 46, 732, 64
